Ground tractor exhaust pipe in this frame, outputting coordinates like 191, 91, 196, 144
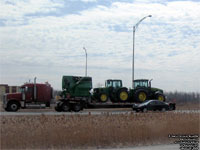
34, 77, 37, 100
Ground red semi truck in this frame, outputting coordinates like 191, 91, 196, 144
3, 78, 53, 111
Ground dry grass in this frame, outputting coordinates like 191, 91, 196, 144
1, 112, 199, 150
176, 102, 200, 110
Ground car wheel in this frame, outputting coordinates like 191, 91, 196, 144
161, 108, 166, 112
143, 108, 148, 113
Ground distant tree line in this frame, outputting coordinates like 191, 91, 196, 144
165, 91, 200, 103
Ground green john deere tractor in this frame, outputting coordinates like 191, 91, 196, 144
130, 79, 165, 103
93, 79, 129, 103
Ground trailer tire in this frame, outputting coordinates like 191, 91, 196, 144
62, 102, 70, 112
7, 101, 19, 112
73, 103, 82, 112
55, 106, 62, 112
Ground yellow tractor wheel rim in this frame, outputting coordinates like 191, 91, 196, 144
120, 91, 128, 101
100, 94, 107, 102
158, 95, 164, 101
139, 92, 147, 101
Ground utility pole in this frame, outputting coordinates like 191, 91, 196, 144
83, 47, 87, 76
132, 15, 152, 88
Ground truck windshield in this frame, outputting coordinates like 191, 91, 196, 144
20, 87, 25, 93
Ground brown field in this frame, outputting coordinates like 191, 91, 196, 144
1, 112, 199, 150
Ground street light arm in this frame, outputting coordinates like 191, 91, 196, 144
134, 15, 152, 30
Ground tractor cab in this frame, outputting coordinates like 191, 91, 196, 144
105, 79, 122, 88
134, 79, 152, 89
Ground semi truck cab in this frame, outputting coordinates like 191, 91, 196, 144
3, 81, 53, 112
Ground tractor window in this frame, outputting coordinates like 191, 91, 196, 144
134, 80, 148, 88
106, 80, 113, 87
113, 81, 122, 88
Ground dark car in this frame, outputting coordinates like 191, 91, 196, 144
132, 100, 176, 112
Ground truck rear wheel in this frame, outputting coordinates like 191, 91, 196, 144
7, 101, 19, 112
118, 89, 129, 102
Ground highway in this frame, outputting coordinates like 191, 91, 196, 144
0, 109, 199, 116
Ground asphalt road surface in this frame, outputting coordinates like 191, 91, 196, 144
0, 109, 199, 116
97, 144, 181, 150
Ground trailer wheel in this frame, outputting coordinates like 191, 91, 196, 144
73, 104, 82, 112
55, 105, 62, 112
7, 101, 19, 112
62, 103, 70, 112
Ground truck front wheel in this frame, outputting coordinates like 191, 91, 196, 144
7, 101, 20, 112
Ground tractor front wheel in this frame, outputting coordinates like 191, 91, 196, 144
156, 93, 165, 101
118, 89, 129, 102
99, 93, 108, 103
135, 90, 148, 102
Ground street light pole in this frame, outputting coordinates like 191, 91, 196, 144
132, 15, 152, 89
83, 47, 87, 76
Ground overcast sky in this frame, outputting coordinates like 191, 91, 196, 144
0, 0, 200, 92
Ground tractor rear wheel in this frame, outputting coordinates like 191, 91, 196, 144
135, 90, 148, 102
118, 89, 129, 102
99, 93, 108, 103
